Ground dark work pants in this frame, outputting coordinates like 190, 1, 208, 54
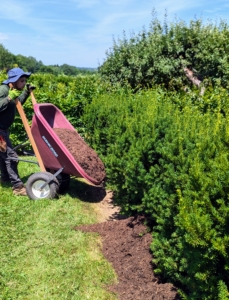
0, 131, 23, 188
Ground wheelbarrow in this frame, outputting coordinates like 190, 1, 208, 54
15, 89, 105, 200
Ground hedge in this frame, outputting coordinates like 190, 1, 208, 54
82, 86, 229, 299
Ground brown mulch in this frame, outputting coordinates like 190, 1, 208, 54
75, 216, 180, 300
53, 127, 180, 299
53, 128, 106, 183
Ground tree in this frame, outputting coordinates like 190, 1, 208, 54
0, 44, 14, 70
99, 13, 229, 91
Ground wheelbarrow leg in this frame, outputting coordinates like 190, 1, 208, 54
14, 91, 60, 200
15, 99, 46, 172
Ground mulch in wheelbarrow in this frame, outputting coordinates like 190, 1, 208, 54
76, 216, 180, 300
53, 128, 106, 183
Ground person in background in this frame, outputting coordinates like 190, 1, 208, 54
0, 67, 35, 196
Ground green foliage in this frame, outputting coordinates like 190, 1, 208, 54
82, 86, 229, 299
218, 281, 229, 300
0, 44, 15, 69
15, 54, 43, 73
99, 13, 229, 90
39, 64, 97, 76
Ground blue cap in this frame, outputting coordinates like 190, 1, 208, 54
2, 68, 31, 84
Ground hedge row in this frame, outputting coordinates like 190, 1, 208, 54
82, 87, 229, 299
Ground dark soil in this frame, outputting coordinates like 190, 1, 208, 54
53, 128, 106, 183
76, 216, 180, 300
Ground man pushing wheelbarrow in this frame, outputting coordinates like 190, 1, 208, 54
0, 68, 106, 200
0, 68, 35, 196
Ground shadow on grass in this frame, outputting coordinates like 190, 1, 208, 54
0, 181, 12, 188
20, 173, 106, 203
66, 178, 106, 203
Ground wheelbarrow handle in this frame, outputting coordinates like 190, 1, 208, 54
15, 99, 46, 172
30, 90, 37, 106
9, 83, 46, 172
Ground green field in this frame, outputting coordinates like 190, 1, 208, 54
0, 158, 117, 300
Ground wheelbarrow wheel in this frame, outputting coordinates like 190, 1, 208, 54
26, 172, 59, 200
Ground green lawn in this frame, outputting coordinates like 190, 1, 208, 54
0, 157, 117, 300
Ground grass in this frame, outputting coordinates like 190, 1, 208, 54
0, 157, 117, 300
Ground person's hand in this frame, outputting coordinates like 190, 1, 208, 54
8, 89, 21, 100
26, 83, 36, 92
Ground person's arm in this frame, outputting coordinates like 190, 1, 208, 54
17, 88, 30, 105
18, 84, 36, 105
0, 85, 10, 112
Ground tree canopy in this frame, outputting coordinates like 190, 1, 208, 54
0, 44, 97, 76
99, 13, 229, 91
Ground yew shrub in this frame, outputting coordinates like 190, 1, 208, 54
83, 87, 229, 299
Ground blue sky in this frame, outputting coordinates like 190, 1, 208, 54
0, 0, 228, 68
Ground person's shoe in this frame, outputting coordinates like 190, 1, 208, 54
12, 185, 27, 196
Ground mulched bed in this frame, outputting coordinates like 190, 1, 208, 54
76, 216, 180, 300
54, 127, 180, 299
53, 128, 106, 183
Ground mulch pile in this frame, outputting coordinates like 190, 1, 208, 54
76, 216, 180, 300
53, 128, 106, 183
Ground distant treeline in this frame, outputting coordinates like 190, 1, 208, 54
0, 44, 97, 76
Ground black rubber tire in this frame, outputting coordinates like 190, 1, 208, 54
56, 173, 71, 193
26, 172, 59, 200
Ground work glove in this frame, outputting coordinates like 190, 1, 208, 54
8, 89, 21, 100
26, 83, 36, 92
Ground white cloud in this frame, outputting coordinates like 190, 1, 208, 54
0, 33, 8, 41
0, 1, 30, 20
70, 0, 99, 8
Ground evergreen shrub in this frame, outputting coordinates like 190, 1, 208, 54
83, 87, 229, 299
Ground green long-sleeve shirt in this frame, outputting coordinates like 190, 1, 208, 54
0, 84, 30, 130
